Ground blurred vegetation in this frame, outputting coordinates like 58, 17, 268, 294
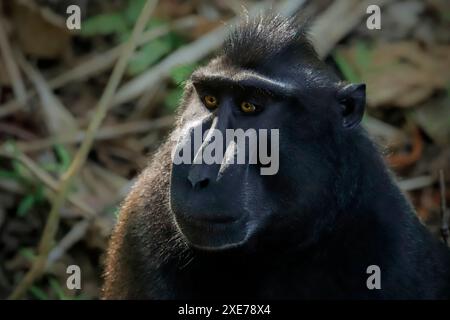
0, 0, 449, 299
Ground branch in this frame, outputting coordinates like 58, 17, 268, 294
16, 115, 174, 152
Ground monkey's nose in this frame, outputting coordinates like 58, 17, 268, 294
187, 169, 210, 189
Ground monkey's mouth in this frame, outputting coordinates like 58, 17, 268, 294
174, 212, 251, 251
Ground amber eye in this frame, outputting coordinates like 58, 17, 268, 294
240, 101, 256, 113
203, 95, 218, 109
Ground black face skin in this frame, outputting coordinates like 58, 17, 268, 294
170, 34, 365, 251
170, 73, 285, 250
103, 14, 450, 300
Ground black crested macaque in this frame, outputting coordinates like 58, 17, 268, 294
103, 14, 450, 299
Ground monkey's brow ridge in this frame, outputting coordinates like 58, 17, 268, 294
191, 70, 296, 97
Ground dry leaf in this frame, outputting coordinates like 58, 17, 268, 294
411, 96, 450, 146
19, 58, 78, 135
11, 1, 71, 59
341, 42, 450, 108
155, 0, 198, 18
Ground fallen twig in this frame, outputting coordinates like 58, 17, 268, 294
16, 115, 174, 152
397, 175, 434, 192
47, 219, 91, 266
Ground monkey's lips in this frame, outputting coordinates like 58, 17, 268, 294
174, 212, 251, 251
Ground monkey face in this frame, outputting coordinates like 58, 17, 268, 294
169, 82, 279, 251
168, 48, 366, 251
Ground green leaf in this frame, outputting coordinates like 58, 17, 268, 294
146, 18, 168, 30
42, 163, 60, 173
440, 10, 450, 23
355, 41, 372, 71
106, 205, 120, 218
12, 160, 27, 179
81, 13, 128, 37
118, 18, 168, 44
2, 140, 18, 154
116, 29, 132, 44
124, 0, 147, 25
164, 87, 184, 112
34, 185, 45, 203
42, 144, 71, 173
0, 170, 22, 181
165, 32, 185, 49
333, 50, 360, 83
169, 63, 198, 86
19, 248, 36, 261
29, 286, 48, 300
49, 278, 68, 300
17, 194, 36, 217
127, 38, 173, 75
54, 144, 71, 172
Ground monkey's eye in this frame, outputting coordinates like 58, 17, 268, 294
240, 101, 257, 113
203, 95, 219, 109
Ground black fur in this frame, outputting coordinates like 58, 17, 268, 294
223, 14, 316, 67
103, 14, 450, 299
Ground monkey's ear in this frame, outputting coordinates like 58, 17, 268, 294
337, 83, 366, 129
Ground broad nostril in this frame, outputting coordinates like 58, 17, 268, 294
187, 175, 210, 190
188, 164, 215, 189
198, 178, 209, 189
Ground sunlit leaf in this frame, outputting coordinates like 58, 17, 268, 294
81, 13, 128, 37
